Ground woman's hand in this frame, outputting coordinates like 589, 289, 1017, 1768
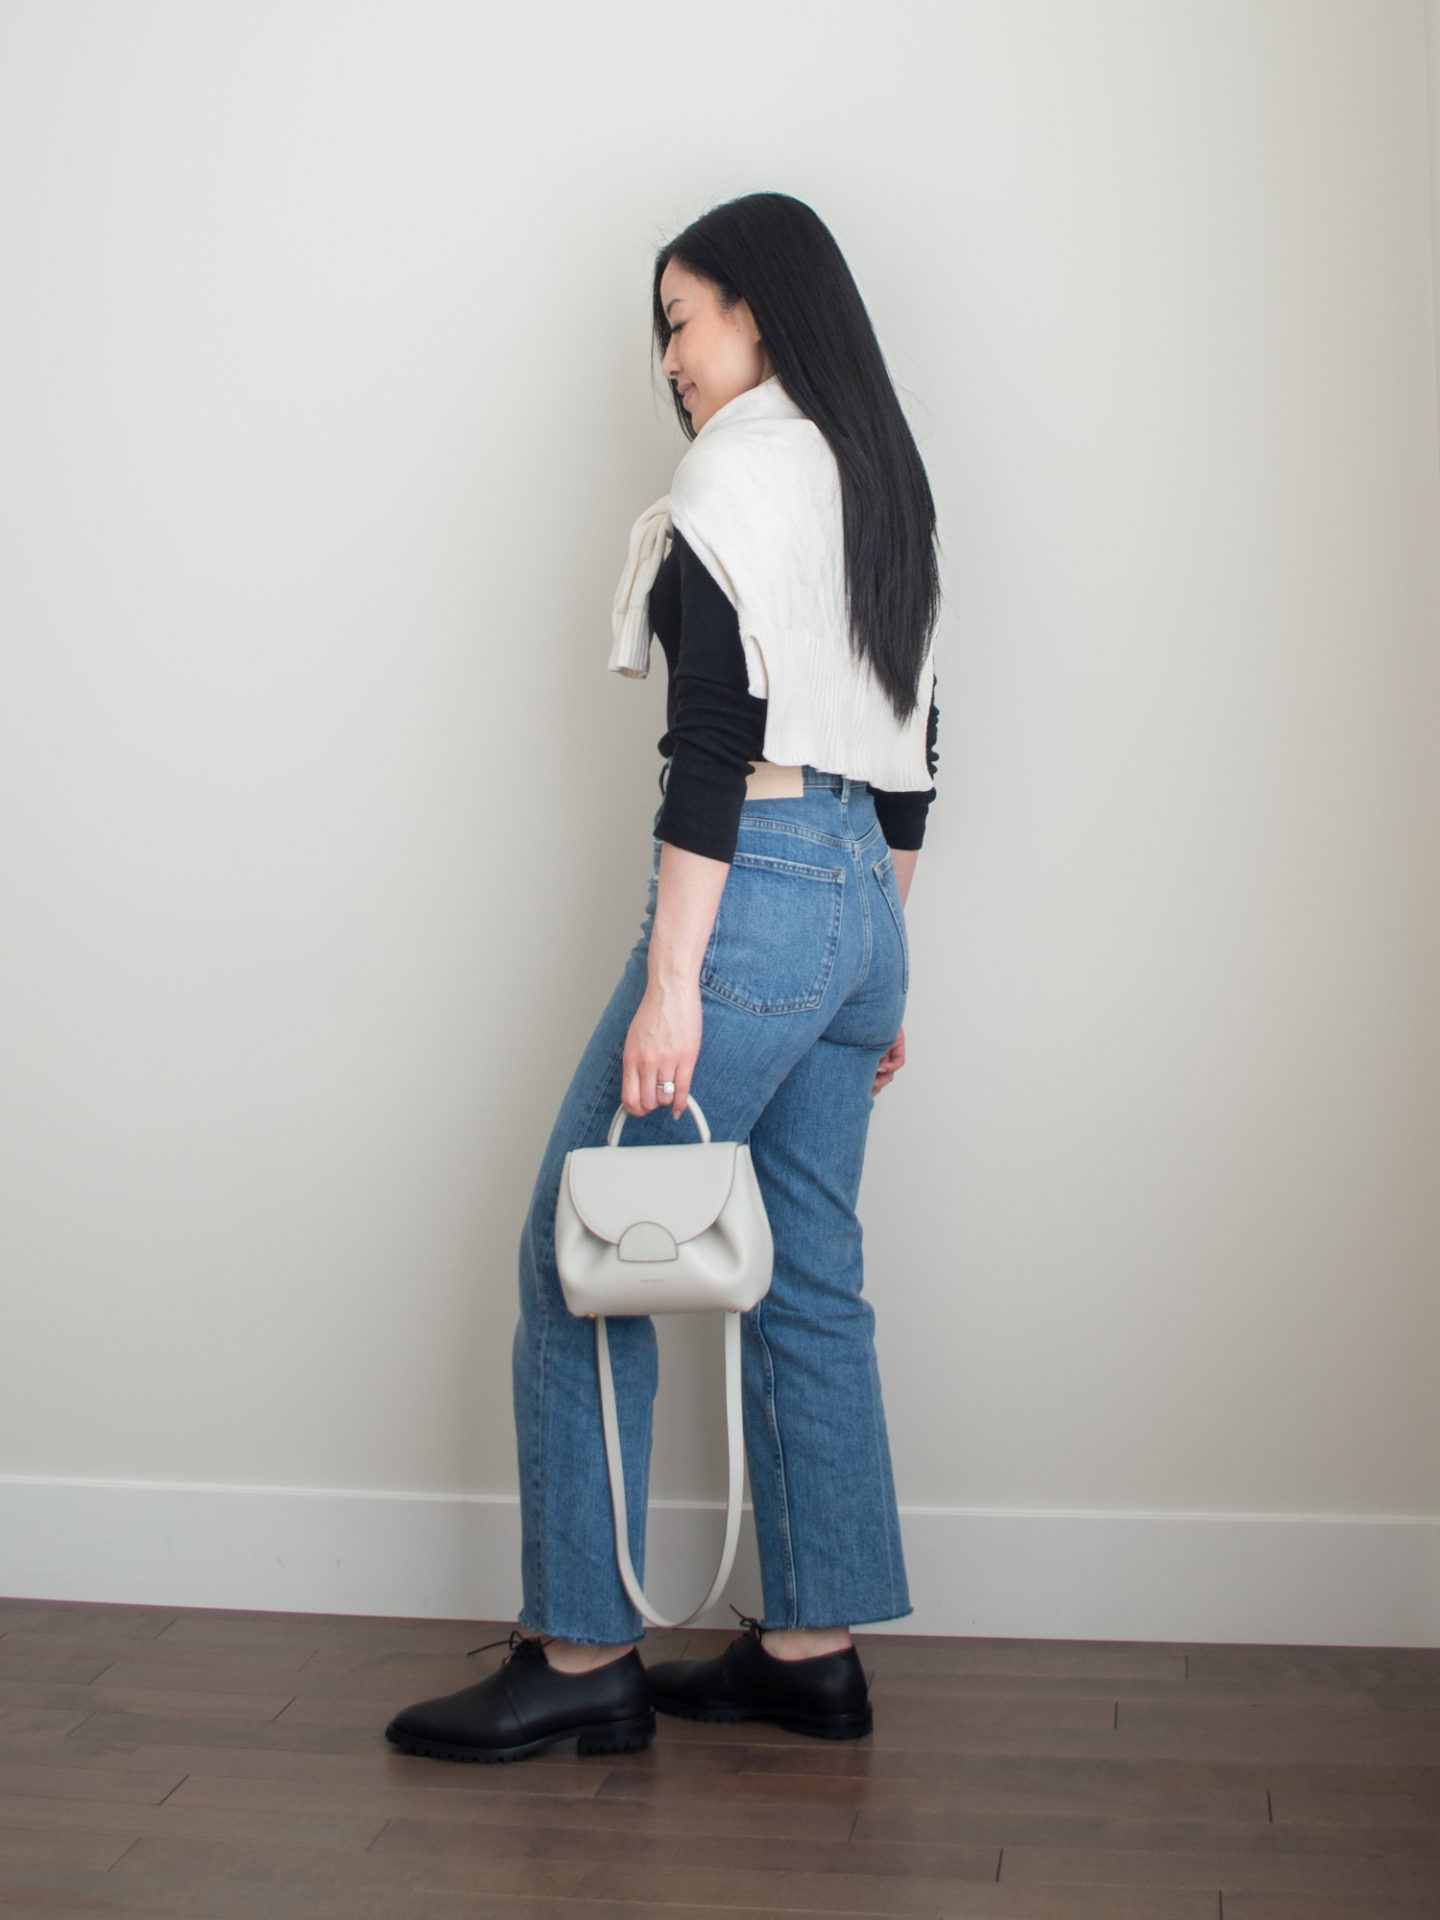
622, 975, 704, 1120
624, 839, 729, 1121
872, 1025, 905, 1096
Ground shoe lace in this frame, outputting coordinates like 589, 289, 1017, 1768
465, 1626, 551, 1664
730, 1604, 763, 1639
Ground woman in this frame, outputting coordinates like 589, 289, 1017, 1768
386, 191, 941, 1765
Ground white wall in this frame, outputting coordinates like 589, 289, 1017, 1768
2, 0, 1437, 1641
1432, 1, 1440, 492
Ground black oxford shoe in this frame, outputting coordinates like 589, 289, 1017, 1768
384, 1629, 655, 1764
644, 1612, 873, 1740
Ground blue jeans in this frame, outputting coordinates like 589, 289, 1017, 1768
512, 769, 913, 1644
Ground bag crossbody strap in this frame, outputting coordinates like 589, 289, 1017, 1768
593, 1309, 745, 1630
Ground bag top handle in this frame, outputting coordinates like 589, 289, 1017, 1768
605, 1094, 712, 1148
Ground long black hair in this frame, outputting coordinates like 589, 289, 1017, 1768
652, 192, 940, 726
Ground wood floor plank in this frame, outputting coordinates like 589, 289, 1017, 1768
0, 1855, 1073, 1920
0, 1906, 150, 1920
851, 1804, 1278, 1851
869, 1668, 1226, 1703
66, 1657, 464, 1700
0, 1866, 1229, 1920
603, 1742, 1440, 1803
1109, 1698, 1440, 1766
0, 1652, 120, 1687
630, 1691, 1123, 1758
0, 1631, 316, 1677
165, 1768, 855, 1838
0, 1730, 621, 1792
1221, 1892, 1440, 1920
599, 1761, 1268, 1817
1271, 1788, 1440, 1827
1002, 1839, 1438, 1890
0, 1683, 295, 1726
369, 1812, 1004, 1880
100, 1829, 1001, 1910
0, 1759, 185, 1804
147, 1611, 524, 1655
0, 1821, 136, 1870
604, 1773, 1267, 1825
0, 1711, 100, 1745
5, 1845, 1222, 1919
0, 1788, 389, 1850
960, 1813, 1440, 1858
871, 1670, 1403, 1721
1184, 1644, 1440, 1688
911, 1894, 1217, 1920
0, 1601, 179, 1641
861, 1634, 1190, 1682
873, 1768, 1264, 1810
40, 1709, 383, 1754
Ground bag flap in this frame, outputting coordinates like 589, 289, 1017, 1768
565, 1141, 739, 1247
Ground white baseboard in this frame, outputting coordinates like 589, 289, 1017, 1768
1, 1475, 1436, 1645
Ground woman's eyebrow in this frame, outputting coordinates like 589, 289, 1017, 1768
664, 296, 686, 315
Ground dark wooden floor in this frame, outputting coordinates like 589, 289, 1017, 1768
0, 1596, 1437, 1918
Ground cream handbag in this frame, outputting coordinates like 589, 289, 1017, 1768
554, 1095, 773, 1627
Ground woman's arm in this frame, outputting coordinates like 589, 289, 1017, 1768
625, 534, 761, 1120
872, 847, 918, 1095
869, 679, 940, 863
621, 841, 728, 1120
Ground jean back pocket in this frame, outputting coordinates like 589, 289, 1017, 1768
701, 847, 845, 1015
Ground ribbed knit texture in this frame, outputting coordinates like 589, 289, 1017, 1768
608, 375, 936, 795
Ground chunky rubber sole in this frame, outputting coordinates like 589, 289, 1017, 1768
651, 1693, 872, 1740
384, 1710, 656, 1764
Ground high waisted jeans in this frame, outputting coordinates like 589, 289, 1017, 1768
511, 769, 913, 1644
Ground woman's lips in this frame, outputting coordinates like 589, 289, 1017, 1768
680, 384, 695, 408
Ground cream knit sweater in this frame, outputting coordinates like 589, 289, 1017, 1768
608, 375, 936, 794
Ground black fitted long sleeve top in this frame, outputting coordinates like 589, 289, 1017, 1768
646, 528, 939, 865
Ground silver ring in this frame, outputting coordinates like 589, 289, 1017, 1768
656, 1079, 676, 1096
